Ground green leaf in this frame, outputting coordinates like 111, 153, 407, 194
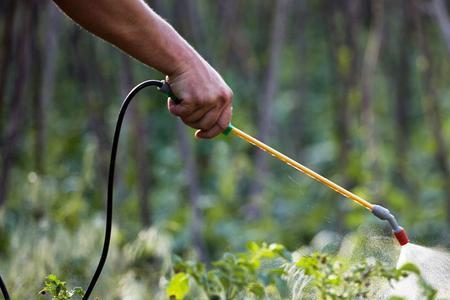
398, 263, 421, 275
47, 274, 58, 282
247, 241, 260, 253
70, 287, 85, 297
268, 243, 284, 252
248, 282, 265, 298
166, 272, 190, 300
325, 274, 340, 285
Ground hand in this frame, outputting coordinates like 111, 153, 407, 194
166, 56, 233, 139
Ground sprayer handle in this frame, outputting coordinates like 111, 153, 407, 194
158, 80, 233, 136
158, 80, 181, 104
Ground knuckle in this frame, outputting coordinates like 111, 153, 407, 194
225, 87, 233, 100
219, 87, 233, 102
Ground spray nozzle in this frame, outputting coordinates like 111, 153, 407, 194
371, 205, 409, 246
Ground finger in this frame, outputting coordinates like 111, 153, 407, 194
195, 106, 231, 139
189, 105, 221, 131
182, 104, 214, 124
167, 97, 194, 117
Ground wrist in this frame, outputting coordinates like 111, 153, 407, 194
168, 48, 201, 78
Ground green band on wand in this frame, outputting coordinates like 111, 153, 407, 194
222, 124, 234, 136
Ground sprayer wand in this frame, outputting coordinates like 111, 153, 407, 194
220, 123, 409, 246
159, 82, 409, 245
159, 82, 409, 246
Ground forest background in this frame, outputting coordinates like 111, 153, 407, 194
1, 0, 450, 298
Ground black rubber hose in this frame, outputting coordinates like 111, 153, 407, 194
83, 79, 164, 299
0, 276, 10, 300
0, 80, 170, 300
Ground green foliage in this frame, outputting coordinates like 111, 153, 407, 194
168, 242, 290, 299
39, 274, 84, 300
296, 254, 437, 300
167, 243, 437, 300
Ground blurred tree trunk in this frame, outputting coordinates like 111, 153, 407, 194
324, 0, 361, 232
120, 56, 152, 227
391, 0, 414, 190
289, 1, 308, 157
432, 0, 450, 61
0, 0, 18, 131
0, 2, 34, 206
176, 122, 207, 262
217, 0, 252, 76
246, 0, 291, 219
361, 0, 384, 197
173, 0, 209, 57
71, 31, 111, 196
30, 1, 44, 174
413, 1, 450, 225
32, 3, 61, 174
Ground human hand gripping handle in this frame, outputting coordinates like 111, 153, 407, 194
158, 80, 234, 136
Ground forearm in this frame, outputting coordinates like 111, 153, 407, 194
54, 0, 233, 138
53, 0, 198, 76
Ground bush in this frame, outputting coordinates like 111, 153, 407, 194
166, 242, 437, 300
39, 274, 84, 300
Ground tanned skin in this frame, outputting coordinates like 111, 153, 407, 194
53, 0, 232, 138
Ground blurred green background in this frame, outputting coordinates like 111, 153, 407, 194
1, 0, 450, 297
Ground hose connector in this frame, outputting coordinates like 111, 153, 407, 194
371, 205, 409, 246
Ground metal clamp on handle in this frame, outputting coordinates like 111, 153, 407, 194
158, 80, 181, 104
